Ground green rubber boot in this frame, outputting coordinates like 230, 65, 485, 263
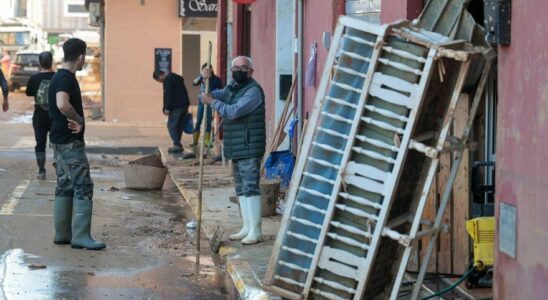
192, 131, 200, 146
71, 200, 106, 250
53, 196, 73, 245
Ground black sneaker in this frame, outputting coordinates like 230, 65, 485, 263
168, 145, 183, 153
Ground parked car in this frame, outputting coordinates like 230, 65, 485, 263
9, 50, 41, 92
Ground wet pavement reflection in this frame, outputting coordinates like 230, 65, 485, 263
0, 248, 238, 299
0, 151, 239, 300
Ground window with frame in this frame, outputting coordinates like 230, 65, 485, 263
64, 0, 88, 17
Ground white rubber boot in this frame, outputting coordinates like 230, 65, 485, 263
229, 196, 249, 240
242, 195, 262, 245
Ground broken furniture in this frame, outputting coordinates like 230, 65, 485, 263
263, 11, 494, 300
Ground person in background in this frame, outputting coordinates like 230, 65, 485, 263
0, 68, 8, 112
1, 51, 11, 77
49, 38, 106, 250
25, 51, 55, 179
191, 63, 223, 146
153, 70, 191, 153
202, 56, 265, 245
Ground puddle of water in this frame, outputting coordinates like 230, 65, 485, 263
8, 114, 33, 125
0, 249, 54, 300
0, 248, 238, 300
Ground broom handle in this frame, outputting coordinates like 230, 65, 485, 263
196, 41, 212, 263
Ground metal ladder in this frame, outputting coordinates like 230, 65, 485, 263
264, 16, 440, 300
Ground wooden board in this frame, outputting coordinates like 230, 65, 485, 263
452, 94, 471, 274
419, 181, 438, 273
414, 95, 473, 276
437, 148, 453, 274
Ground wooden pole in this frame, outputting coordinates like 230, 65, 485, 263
196, 41, 212, 264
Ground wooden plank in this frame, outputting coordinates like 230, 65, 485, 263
419, 176, 438, 273
452, 94, 470, 274
406, 246, 420, 272
405, 161, 440, 275
437, 147, 453, 274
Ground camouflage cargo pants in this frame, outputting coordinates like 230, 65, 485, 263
51, 140, 94, 200
232, 157, 261, 197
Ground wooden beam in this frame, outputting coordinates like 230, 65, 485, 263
437, 141, 453, 274
452, 94, 471, 274
420, 178, 438, 273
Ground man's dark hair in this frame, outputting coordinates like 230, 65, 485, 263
63, 38, 87, 62
38, 51, 53, 69
153, 70, 165, 81
201, 63, 214, 75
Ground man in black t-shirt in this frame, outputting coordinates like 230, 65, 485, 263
25, 51, 55, 180
153, 70, 190, 153
48, 38, 105, 250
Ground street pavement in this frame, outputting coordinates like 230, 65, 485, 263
0, 91, 236, 299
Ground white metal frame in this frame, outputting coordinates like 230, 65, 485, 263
264, 15, 495, 300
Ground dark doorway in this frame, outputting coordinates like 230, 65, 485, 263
466, 0, 485, 25
242, 5, 252, 57
182, 34, 201, 106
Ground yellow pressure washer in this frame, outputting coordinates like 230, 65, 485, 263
465, 217, 495, 288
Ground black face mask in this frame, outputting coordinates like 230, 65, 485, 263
232, 70, 249, 84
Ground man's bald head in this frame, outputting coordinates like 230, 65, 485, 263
232, 56, 253, 70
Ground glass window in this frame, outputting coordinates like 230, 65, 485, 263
67, 4, 87, 13
15, 54, 40, 65
0, 32, 30, 45
64, 0, 88, 17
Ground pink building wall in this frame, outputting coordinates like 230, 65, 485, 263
301, 1, 344, 118
381, 0, 423, 23
248, 0, 277, 148
494, 0, 548, 298
104, 0, 182, 123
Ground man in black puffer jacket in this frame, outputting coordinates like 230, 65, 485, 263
202, 56, 265, 245
153, 69, 190, 153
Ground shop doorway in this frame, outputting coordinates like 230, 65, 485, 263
182, 34, 201, 105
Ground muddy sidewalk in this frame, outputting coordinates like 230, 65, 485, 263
0, 151, 237, 299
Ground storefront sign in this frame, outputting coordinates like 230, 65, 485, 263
155, 48, 172, 73
179, 0, 218, 18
